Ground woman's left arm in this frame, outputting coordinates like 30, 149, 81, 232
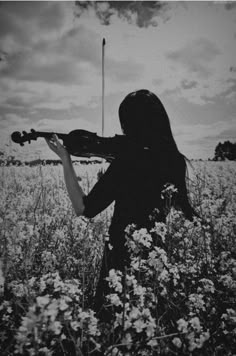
45, 134, 85, 216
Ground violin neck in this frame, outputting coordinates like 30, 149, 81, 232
36, 131, 67, 141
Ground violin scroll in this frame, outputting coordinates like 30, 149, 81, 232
11, 131, 24, 146
11, 129, 38, 146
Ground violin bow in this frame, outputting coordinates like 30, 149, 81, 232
97, 38, 106, 178
102, 38, 106, 138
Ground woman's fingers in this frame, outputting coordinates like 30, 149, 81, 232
45, 138, 57, 152
52, 134, 59, 145
52, 134, 64, 149
45, 135, 69, 160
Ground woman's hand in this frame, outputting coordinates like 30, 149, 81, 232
45, 134, 70, 162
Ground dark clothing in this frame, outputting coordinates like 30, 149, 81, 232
83, 147, 190, 313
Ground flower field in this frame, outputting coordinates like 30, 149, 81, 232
0, 160, 235, 356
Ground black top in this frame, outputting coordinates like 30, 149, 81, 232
83, 147, 188, 250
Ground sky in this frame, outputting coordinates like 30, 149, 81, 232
0, 1, 236, 160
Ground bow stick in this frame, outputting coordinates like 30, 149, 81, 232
102, 38, 106, 137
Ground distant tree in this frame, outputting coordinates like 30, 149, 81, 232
214, 141, 236, 161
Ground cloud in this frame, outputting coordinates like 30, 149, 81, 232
1, 53, 88, 85
58, 26, 101, 66
224, 2, 236, 11
166, 38, 221, 78
5, 96, 33, 109
0, 2, 72, 54
107, 58, 144, 83
181, 80, 198, 90
225, 78, 236, 93
75, 1, 168, 27
209, 128, 236, 141
183, 119, 236, 144
0, 2, 91, 86
0, 29, 102, 86
201, 78, 236, 104
1, 112, 31, 131
159, 36, 235, 105
171, 118, 236, 159
0, 2, 69, 34
0, 8, 101, 85
0, 6, 143, 88
0, 97, 100, 128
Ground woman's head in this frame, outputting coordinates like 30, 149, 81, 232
119, 89, 196, 220
119, 89, 177, 150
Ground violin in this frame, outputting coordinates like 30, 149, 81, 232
11, 128, 130, 161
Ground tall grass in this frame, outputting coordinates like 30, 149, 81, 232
0, 161, 235, 355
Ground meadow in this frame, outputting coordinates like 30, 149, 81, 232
0, 160, 235, 356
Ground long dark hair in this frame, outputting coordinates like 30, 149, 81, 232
119, 89, 196, 220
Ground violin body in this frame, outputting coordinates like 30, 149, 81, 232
11, 129, 129, 161
61, 129, 127, 160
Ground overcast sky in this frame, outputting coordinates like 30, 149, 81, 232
0, 1, 236, 160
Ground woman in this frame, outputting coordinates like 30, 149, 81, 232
45, 89, 196, 317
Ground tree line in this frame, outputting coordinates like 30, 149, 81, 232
213, 141, 236, 161
0, 155, 102, 166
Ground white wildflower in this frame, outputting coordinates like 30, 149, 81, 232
177, 318, 188, 333
49, 320, 62, 335
190, 317, 202, 332
151, 222, 167, 242
36, 295, 50, 308
132, 228, 152, 248
172, 337, 182, 348
107, 293, 122, 307
106, 269, 123, 293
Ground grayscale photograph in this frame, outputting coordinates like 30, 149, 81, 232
0, 1, 236, 355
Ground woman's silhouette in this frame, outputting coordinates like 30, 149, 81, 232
45, 89, 196, 318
